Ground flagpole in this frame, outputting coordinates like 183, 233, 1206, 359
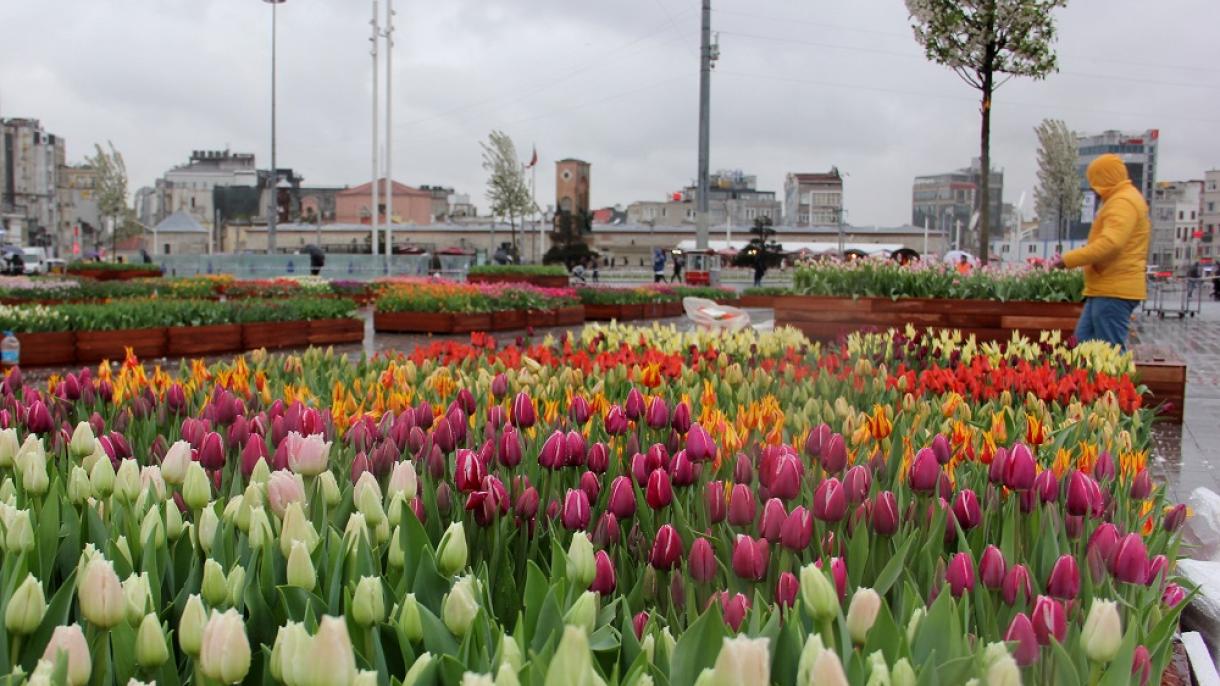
532, 160, 539, 263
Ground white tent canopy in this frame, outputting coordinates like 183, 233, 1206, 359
674, 239, 905, 255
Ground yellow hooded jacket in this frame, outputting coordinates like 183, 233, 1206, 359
1062, 154, 1150, 300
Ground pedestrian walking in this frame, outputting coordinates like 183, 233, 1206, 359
753, 249, 768, 287
653, 249, 667, 284
670, 253, 684, 283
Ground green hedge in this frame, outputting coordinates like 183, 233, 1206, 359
0, 297, 358, 333
467, 264, 568, 277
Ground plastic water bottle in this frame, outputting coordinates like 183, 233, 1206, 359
1, 331, 18, 370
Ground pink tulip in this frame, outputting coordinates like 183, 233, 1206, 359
1163, 503, 1188, 532
733, 453, 754, 485
266, 470, 305, 519
670, 401, 692, 434
988, 447, 1009, 484
1034, 469, 1058, 503
1004, 443, 1036, 491
455, 450, 485, 493
706, 480, 727, 523
1132, 646, 1151, 686
1004, 613, 1040, 666
1088, 523, 1120, 565
689, 537, 717, 583
1111, 533, 1149, 584
980, 545, 1006, 590
1130, 469, 1152, 500
930, 434, 952, 465
1065, 471, 1093, 517
645, 470, 673, 510
645, 397, 669, 429
758, 498, 787, 541
768, 453, 803, 501
514, 487, 539, 520
843, 465, 871, 504
632, 612, 649, 640
490, 373, 508, 399
908, 448, 940, 494
579, 471, 600, 504
649, 524, 682, 570
811, 478, 846, 523
669, 450, 698, 487
590, 551, 616, 594
166, 383, 187, 414
871, 491, 899, 536
1094, 451, 1116, 481
1147, 554, 1168, 585
804, 423, 831, 459
776, 572, 799, 608
1046, 555, 1080, 600
565, 394, 590, 425
1162, 583, 1186, 607
587, 442, 609, 473
538, 431, 565, 470
951, 489, 981, 530
196, 431, 224, 470
625, 387, 645, 420
565, 431, 586, 467
946, 552, 975, 597
1031, 595, 1066, 645
1002, 564, 1034, 606
607, 476, 637, 519
727, 483, 756, 527
821, 433, 847, 474
285, 432, 330, 476
432, 417, 455, 454
511, 392, 535, 428
780, 506, 813, 552
718, 592, 750, 632
241, 436, 269, 478
561, 489, 591, 531
731, 535, 769, 581
686, 423, 715, 463
825, 557, 848, 599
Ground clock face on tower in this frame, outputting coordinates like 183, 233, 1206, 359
561, 170, 573, 182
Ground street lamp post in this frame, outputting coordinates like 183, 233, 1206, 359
263, 0, 286, 254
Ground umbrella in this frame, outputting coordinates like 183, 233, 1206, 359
942, 250, 977, 266
891, 247, 921, 264
303, 244, 324, 258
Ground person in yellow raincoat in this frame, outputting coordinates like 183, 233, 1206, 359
1052, 154, 1150, 350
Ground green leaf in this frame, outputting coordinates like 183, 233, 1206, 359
419, 605, 461, 657
873, 535, 914, 596
669, 604, 725, 686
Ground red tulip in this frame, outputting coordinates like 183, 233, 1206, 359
1004, 443, 1036, 491
951, 489, 981, 530
686, 423, 715, 463
455, 449, 485, 493
669, 450, 698, 487
1132, 646, 1152, 686
730, 535, 769, 582
1002, 564, 1034, 606
946, 552, 975, 597
706, 480, 727, 523
1130, 469, 1152, 500
1163, 503, 1188, 532
689, 537, 717, 583
1162, 583, 1186, 607
1111, 533, 1149, 584
727, 483, 756, 527
561, 489, 591, 531
1046, 555, 1080, 600
980, 545, 1006, 590
1004, 613, 1040, 666
758, 498, 787, 541
908, 448, 940, 494
608, 476, 637, 519
1034, 469, 1058, 503
539, 431, 565, 470
645, 397, 669, 429
198, 431, 225, 470
768, 453, 803, 501
871, 491, 899, 536
592, 512, 620, 547
569, 394, 590, 425
511, 392, 535, 428
586, 442, 609, 473
645, 470, 673, 510
590, 551, 616, 594
649, 524, 682, 570
1065, 471, 1093, 516
843, 465, 871, 504
780, 506, 813, 552
1147, 554, 1168, 585
821, 433, 847, 474
625, 387, 645, 420
718, 592, 750, 632
812, 478, 847, 523
1031, 595, 1066, 645
776, 572, 799, 608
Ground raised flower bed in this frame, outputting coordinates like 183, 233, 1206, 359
0, 305, 76, 366
0, 322, 1191, 685
67, 260, 163, 281
466, 264, 571, 288
375, 281, 582, 334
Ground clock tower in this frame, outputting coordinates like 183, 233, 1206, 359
555, 159, 591, 216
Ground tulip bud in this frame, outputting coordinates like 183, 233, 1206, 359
398, 593, 423, 642
706, 480, 727, 524
908, 448, 940, 493
20, 451, 48, 496
565, 591, 598, 634
727, 483, 756, 527
796, 633, 826, 686
160, 440, 192, 485
443, 576, 479, 637
1132, 645, 1152, 686
122, 572, 152, 625
561, 488, 591, 531
318, 470, 342, 506
388, 460, 419, 501
987, 654, 1021, 686
42, 624, 91, 686
1004, 613, 1039, 666
67, 466, 92, 504
182, 462, 211, 511
352, 576, 387, 627
0, 429, 17, 469
800, 563, 838, 621
201, 559, 228, 606
5, 574, 45, 635
780, 506, 813, 552
286, 541, 316, 591
821, 432, 847, 474
135, 613, 169, 668
648, 524, 682, 570
200, 609, 251, 684
758, 498, 787, 541
810, 649, 848, 686
113, 459, 140, 503
5, 509, 34, 552
438, 522, 469, 577
891, 658, 916, 686
1047, 554, 1080, 600
1111, 533, 1149, 585
812, 478, 846, 523
871, 491, 899, 536
1081, 599, 1122, 663
546, 626, 595, 686
566, 533, 596, 587
846, 588, 881, 644
1004, 444, 1036, 491
1031, 595, 1067, 645
1163, 503, 1188, 533
707, 635, 770, 685
79, 558, 124, 629
731, 535, 769, 581
403, 652, 436, 686
945, 551, 975, 598
89, 456, 116, 498
979, 545, 1006, 590
1130, 469, 1152, 500
951, 489, 981, 530
279, 501, 319, 558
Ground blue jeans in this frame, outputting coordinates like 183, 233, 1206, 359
1075, 297, 1139, 349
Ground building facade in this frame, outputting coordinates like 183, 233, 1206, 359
1, 118, 65, 248
911, 158, 1003, 251
556, 159, 591, 215
1074, 129, 1158, 238
154, 150, 258, 230
784, 170, 843, 225
56, 164, 100, 258
334, 180, 433, 225
626, 170, 782, 229
1148, 180, 1203, 270
1201, 170, 1220, 255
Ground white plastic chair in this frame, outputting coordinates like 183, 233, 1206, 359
683, 297, 752, 332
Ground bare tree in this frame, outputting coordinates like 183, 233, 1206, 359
906, 0, 1067, 262
87, 142, 138, 255
480, 131, 533, 261
1034, 119, 1082, 253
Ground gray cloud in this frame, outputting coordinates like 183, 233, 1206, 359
2, 0, 1216, 226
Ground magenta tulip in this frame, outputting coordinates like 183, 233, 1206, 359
1065, 471, 1093, 516
1034, 468, 1058, 503
590, 551, 616, 594
1130, 469, 1152, 500
804, 423, 831, 459
579, 471, 600, 504
1046, 555, 1080, 600
718, 592, 750, 632
565, 431, 586, 467
587, 442, 608, 474
980, 545, 1007, 590
1094, 451, 1116, 481
908, 448, 940, 494
608, 476, 637, 519
24, 400, 52, 434
780, 506, 813, 552
758, 498, 787, 541
733, 453, 754, 485
826, 557, 848, 599
455, 449, 485, 493
689, 538, 717, 583
624, 387, 645, 420
951, 489, 981, 530
988, 447, 1009, 485
731, 535, 769, 581
561, 489, 591, 531
843, 465, 871, 504
727, 483, 756, 527
1162, 583, 1186, 607
1111, 533, 1149, 584
632, 612, 649, 640
1004, 443, 1036, 491
871, 491, 899, 536
645, 397, 669, 429
490, 373, 509, 399
198, 431, 225, 470
1132, 646, 1152, 686
821, 433, 847, 474
768, 453, 803, 501
686, 423, 715, 463
511, 392, 535, 428
1004, 613, 1040, 666
668, 401, 690, 434
514, 487, 539, 519
931, 434, 952, 465
1002, 564, 1034, 606
649, 524, 682, 570
1163, 503, 1188, 532
592, 512, 620, 547
706, 481, 727, 523
538, 431, 565, 470
432, 417, 455, 454
1088, 523, 1120, 564
1147, 554, 1168, 585
604, 405, 629, 435
569, 394, 590, 425
645, 469, 673, 510
240, 436, 269, 478
776, 572, 799, 608
946, 552, 975, 597
1031, 595, 1066, 645
669, 450, 697, 487
812, 478, 847, 523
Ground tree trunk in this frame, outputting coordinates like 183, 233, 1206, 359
978, 74, 993, 264
509, 212, 518, 263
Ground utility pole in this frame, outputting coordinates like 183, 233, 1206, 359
264, 0, 284, 253
695, 0, 716, 250
370, 0, 380, 259
384, 0, 394, 273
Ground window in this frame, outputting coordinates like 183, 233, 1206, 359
745, 208, 757, 220
644, 207, 656, 220
164, 243, 172, 255
1210, 202, 1216, 212
1028, 244, 1037, 254
1001, 244, 1010, 253
685, 209, 695, 220
1179, 210, 1185, 220
1192, 211, 1197, 220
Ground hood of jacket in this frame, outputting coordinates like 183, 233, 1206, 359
1087, 154, 1133, 200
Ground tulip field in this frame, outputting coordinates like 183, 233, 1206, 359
0, 321, 1190, 685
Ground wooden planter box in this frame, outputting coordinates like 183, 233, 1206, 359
663, 301, 683, 317
490, 309, 527, 332
738, 295, 777, 308
775, 296, 1084, 343
467, 273, 570, 288
76, 327, 167, 363
554, 306, 586, 327
1134, 347, 1186, 423
242, 322, 309, 350
452, 313, 493, 334
643, 303, 666, 319
69, 268, 162, 282
526, 309, 558, 328
619, 303, 646, 321
14, 331, 76, 367
166, 324, 243, 357
308, 318, 365, 346
584, 304, 622, 321
374, 311, 453, 334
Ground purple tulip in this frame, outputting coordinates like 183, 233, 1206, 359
871, 491, 899, 536
731, 535, 769, 581
198, 431, 225, 470
514, 487, 539, 520
561, 489, 591, 531
988, 447, 1009, 485
946, 552, 975, 597
780, 506, 813, 551
689, 538, 717, 583
686, 423, 715, 463
1163, 503, 1188, 532
1046, 555, 1080, 600
1130, 469, 1152, 500
645, 397, 669, 429
813, 478, 847, 523
1065, 471, 1093, 517
1004, 613, 1040, 666
25, 400, 52, 434
908, 448, 940, 494
669, 450, 698, 487
671, 401, 692, 434
624, 388, 645, 421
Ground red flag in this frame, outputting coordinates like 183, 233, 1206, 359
528, 146, 538, 168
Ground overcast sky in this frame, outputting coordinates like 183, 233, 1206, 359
3, 0, 1217, 227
